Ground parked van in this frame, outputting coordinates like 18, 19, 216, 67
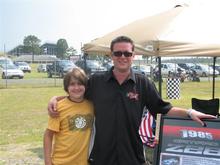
154, 63, 183, 77
190, 64, 219, 77
0, 57, 13, 67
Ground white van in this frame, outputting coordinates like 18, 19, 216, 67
154, 63, 175, 77
190, 64, 219, 77
0, 57, 13, 67
154, 63, 186, 77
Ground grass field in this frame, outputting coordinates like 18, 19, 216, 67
0, 64, 219, 164
24, 64, 48, 79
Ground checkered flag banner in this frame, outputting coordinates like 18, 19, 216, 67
166, 78, 180, 99
139, 110, 156, 148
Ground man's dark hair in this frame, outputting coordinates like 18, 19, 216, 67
110, 36, 134, 52
63, 68, 88, 93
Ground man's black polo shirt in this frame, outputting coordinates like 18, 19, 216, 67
87, 68, 172, 165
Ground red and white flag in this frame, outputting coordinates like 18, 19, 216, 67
139, 110, 156, 148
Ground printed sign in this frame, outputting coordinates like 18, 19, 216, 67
154, 116, 220, 165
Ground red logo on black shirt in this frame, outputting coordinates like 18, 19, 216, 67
127, 91, 139, 101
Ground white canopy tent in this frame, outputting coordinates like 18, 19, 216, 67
83, 4, 220, 98
83, 4, 220, 57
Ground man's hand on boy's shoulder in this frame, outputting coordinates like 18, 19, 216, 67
47, 96, 60, 117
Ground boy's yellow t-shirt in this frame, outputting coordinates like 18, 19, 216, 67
47, 97, 94, 165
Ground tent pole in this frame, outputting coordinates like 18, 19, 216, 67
212, 57, 216, 99
158, 57, 162, 97
155, 41, 162, 97
83, 53, 88, 74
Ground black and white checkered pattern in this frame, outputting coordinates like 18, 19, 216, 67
166, 78, 180, 99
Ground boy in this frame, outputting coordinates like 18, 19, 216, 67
44, 68, 94, 165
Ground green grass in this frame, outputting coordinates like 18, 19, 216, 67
24, 72, 48, 79
0, 81, 219, 145
0, 80, 219, 164
163, 81, 220, 108
24, 63, 48, 79
0, 87, 65, 145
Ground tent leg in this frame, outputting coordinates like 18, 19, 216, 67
212, 57, 217, 99
158, 57, 162, 97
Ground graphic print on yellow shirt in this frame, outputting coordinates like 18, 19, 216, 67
68, 114, 93, 131
47, 98, 94, 165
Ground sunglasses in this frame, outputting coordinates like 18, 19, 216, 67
112, 51, 133, 57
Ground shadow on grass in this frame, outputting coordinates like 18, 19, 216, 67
28, 147, 44, 159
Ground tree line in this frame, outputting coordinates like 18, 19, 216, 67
14, 35, 77, 59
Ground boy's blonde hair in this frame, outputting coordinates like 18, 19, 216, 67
63, 68, 88, 92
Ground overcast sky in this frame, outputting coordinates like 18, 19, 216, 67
0, 0, 218, 53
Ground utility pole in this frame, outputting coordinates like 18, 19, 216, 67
4, 44, 8, 88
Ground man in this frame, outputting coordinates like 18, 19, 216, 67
48, 36, 215, 165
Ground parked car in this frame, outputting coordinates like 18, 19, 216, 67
209, 65, 220, 75
37, 64, 47, 73
0, 64, 24, 79
132, 65, 152, 76
47, 60, 78, 78
153, 63, 186, 82
14, 61, 31, 73
177, 63, 195, 73
154, 63, 175, 77
75, 59, 107, 75
190, 64, 219, 77
0, 57, 13, 67
103, 61, 113, 70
